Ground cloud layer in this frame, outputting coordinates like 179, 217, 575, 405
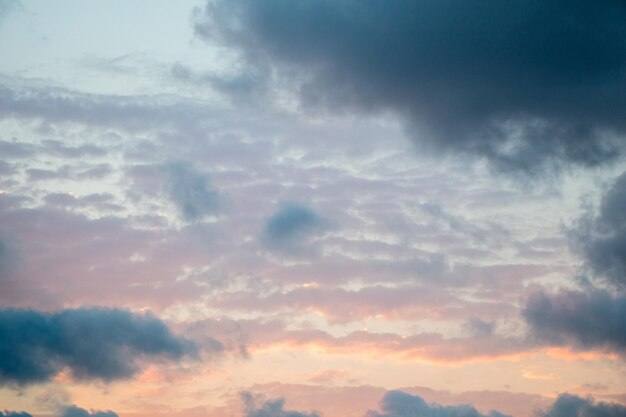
0, 307, 196, 385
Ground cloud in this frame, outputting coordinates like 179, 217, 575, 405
60, 406, 118, 417
166, 162, 220, 222
523, 289, 626, 356
195, 0, 626, 172
366, 390, 510, 417
573, 171, 626, 287
0, 0, 21, 23
0, 412, 32, 417
262, 203, 326, 248
241, 392, 321, 417
0, 307, 196, 386
538, 393, 626, 417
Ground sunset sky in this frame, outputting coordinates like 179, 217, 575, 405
1, 2, 626, 417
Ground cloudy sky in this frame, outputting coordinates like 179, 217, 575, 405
1, 1, 626, 417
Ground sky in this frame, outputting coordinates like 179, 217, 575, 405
1, 1, 626, 417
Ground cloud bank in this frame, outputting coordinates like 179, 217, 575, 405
0, 307, 196, 386
196, 0, 626, 172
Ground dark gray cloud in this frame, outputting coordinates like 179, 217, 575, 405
241, 392, 320, 417
166, 162, 219, 222
262, 203, 325, 246
366, 390, 510, 417
539, 393, 626, 417
195, 0, 626, 172
573, 171, 626, 287
523, 289, 626, 356
0, 412, 32, 417
60, 406, 118, 417
0, 307, 196, 386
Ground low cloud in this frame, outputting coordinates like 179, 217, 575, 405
0, 413, 32, 417
196, 0, 626, 173
166, 162, 220, 222
523, 289, 626, 356
0, 307, 196, 386
573, 171, 626, 288
366, 390, 510, 417
262, 203, 326, 249
539, 393, 626, 417
242, 392, 321, 417
60, 406, 118, 417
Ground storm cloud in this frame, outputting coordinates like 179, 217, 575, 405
0, 307, 196, 386
196, 0, 626, 172
539, 393, 626, 417
523, 289, 626, 356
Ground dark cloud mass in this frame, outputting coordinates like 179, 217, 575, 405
539, 393, 626, 417
523, 289, 626, 355
0, 307, 195, 386
196, 0, 626, 171
366, 390, 510, 417
575, 171, 626, 287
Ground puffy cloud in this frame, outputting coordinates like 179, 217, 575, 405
523, 289, 626, 356
366, 390, 510, 417
574, 171, 626, 287
59, 406, 118, 417
0, 307, 196, 386
538, 393, 626, 417
242, 392, 320, 417
166, 162, 220, 222
0, 412, 32, 417
196, 0, 626, 172
262, 203, 326, 248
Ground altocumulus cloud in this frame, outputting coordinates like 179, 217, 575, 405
0, 307, 196, 386
196, 0, 626, 172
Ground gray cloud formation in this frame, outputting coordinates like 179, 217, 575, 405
166, 162, 219, 222
242, 392, 321, 417
263, 203, 326, 247
60, 406, 118, 417
523, 289, 626, 356
196, 0, 626, 172
539, 393, 626, 417
0, 307, 196, 386
0, 412, 32, 417
574, 171, 626, 287
366, 390, 509, 417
